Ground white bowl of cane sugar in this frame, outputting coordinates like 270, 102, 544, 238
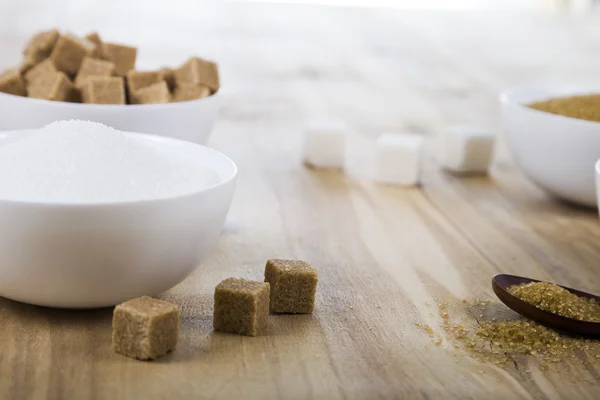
0, 120, 237, 308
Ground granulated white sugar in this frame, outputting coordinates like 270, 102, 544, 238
0, 120, 219, 203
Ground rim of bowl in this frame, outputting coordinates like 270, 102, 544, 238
595, 159, 600, 176
499, 84, 600, 129
0, 90, 220, 109
0, 129, 237, 208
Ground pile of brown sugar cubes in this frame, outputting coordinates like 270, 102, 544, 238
0, 29, 219, 104
111, 259, 318, 360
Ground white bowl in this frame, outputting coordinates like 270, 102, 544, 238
0, 130, 237, 308
0, 91, 220, 145
501, 85, 600, 207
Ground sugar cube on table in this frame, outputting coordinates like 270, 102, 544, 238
442, 125, 495, 174
302, 119, 347, 169
264, 259, 318, 314
112, 296, 180, 360
374, 133, 424, 186
213, 278, 270, 337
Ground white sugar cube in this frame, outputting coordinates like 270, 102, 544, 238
442, 126, 495, 173
302, 119, 347, 169
374, 133, 424, 186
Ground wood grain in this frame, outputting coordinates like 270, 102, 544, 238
1, 2, 600, 399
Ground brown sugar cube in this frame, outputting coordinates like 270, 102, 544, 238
27, 71, 76, 102
24, 58, 57, 84
81, 76, 125, 104
264, 259, 318, 314
132, 81, 170, 105
160, 67, 176, 91
18, 57, 37, 76
112, 296, 180, 360
172, 83, 211, 103
214, 278, 270, 337
104, 43, 137, 76
161, 67, 176, 91
127, 70, 163, 95
23, 29, 59, 63
174, 57, 219, 92
75, 57, 115, 88
84, 32, 106, 60
0, 69, 26, 97
50, 34, 95, 75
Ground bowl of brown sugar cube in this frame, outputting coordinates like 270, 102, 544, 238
0, 29, 220, 144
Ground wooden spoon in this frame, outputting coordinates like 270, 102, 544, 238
492, 274, 600, 336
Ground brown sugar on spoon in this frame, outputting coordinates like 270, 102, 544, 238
508, 281, 600, 322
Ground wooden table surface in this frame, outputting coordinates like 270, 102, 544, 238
1, 1, 600, 399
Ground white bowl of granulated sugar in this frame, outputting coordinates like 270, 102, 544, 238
0, 120, 237, 308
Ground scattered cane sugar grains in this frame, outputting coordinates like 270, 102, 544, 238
507, 281, 600, 322
529, 94, 600, 122
0, 120, 219, 203
415, 298, 600, 384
